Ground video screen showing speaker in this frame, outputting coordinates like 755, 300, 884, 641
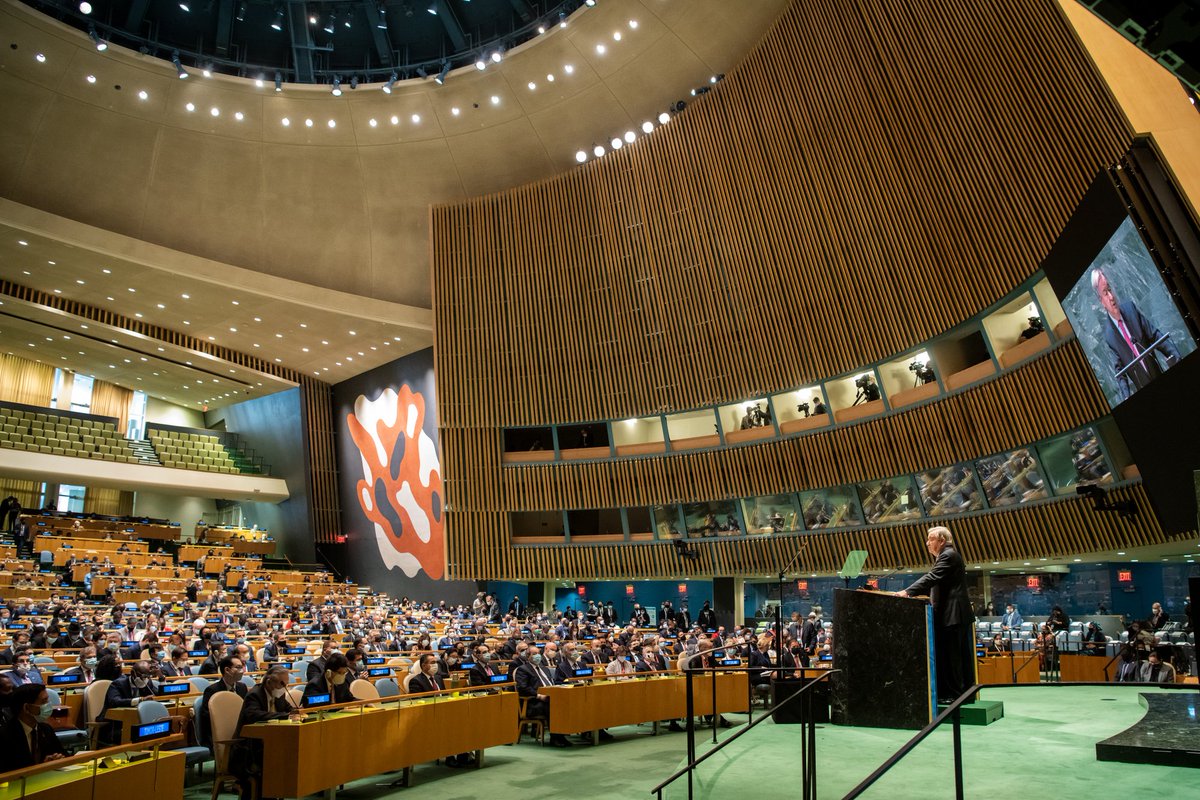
1058, 217, 1196, 405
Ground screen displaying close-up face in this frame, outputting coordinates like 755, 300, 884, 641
1061, 217, 1197, 406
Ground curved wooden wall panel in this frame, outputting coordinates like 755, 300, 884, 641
433, 0, 1144, 579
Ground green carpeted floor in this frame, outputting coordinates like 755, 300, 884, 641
184, 685, 1197, 800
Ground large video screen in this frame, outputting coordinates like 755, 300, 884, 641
1060, 217, 1196, 406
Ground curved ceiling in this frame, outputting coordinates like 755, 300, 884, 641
0, 0, 789, 308
25, 0, 581, 81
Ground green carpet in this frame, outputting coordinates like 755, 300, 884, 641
183, 686, 1196, 800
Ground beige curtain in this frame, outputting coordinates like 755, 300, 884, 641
0, 479, 42, 511
89, 379, 133, 432
0, 354, 54, 406
83, 487, 133, 516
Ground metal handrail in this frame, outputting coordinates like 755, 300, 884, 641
651, 667, 839, 798
843, 683, 980, 800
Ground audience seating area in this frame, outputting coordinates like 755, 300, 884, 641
148, 430, 251, 475
0, 406, 136, 462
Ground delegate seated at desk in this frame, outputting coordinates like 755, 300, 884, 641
99, 660, 156, 745
513, 646, 572, 748
302, 652, 352, 704
199, 655, 249, 750
0, 684, 67, 772
230, 665, 304, 791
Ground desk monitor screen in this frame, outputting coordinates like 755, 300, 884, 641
122, 641, 138, 648
367, 667, 391, 677
364, 657, 386, 665
458, 661, 475, 670
131, 720, 172, 743
584, 636, 595, 640
48, 673, 82, 686
977, 648, 987, 657
720, 659, 740, 667
284, 647, 306, 655
157, 682, 190, 696
819, 653, 832, 662
6, 623, 26, 630
573, 668, 594, 678
488, 673, 509, 684
188, 650, 207, 658
304, 693, 331, 707
438, 644, 452, 650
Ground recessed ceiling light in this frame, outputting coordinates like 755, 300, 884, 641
328, 119, 336, 128
629, 19, 638, 29
53, 289, 62, 294
282, 118, 290, 127
76, 279, 85, 285
527, 82, 536, 91
17, 240, 27, 246
299, 323, 307, 328
390, 115, 399, 125
547, 74, 555, 82
302, 347, 309, 352
231, 300, 239, 305
134, 312, 142, 318
156, 303, 165, 309
595, 44, 606, 54
183, 320, 190, 325
564, 64, 574, 74
321, 340, 329, 345
253, 343, 260, 348
613, 31, 621, 41
128, 287, 136, 292
234, 111, 244, 121
451, 107, 460, 116
274, 358, 282, 362
490, 95, 499, 105
229, 327, 237, 332
392, 336, 402, 341
47, 260, 55, 265
86, 75, 96, 84
305, 119, 313, 127
369, 118, 377, 128
275, 333, 283, 338
35, 53, 46, 63
186, 103, 196, 112
348, 330, 356, 335
210, 107, 220, 117
138, 90, 149, 100
411, 114, 421, 124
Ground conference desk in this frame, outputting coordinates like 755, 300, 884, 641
975, 651, 1040, 684
0, 738, 185, 800
541, 672, 749, 740
54, 551, 156, 568
244, 689, 518, 798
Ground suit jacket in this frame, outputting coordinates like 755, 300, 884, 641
0, 717, 66, 772
61, 666, 96, 683
513, 661, 556, 698
198, 680, 248, 749
159, 662, 190, 678
905, 544, 973, 628
305, 656, 327, 683
581, 650, 608, 668
1138, 661, 1176, 683
101, 675, 155, 719
407, 671, 445, 694
234, 684, 292, 737
1103, 300, 1180, 398
468, 662, 500, 687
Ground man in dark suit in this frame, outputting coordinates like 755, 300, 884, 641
507, 595, 525, 618
305, 640, 338, 682
631, 603, 651, 627
697, 602, 717, 631
897, 526, 975, 702
1092, 267, 1182, 400
513, 646, 571, 747
580, 639, 608, 669
198, 655, 248, 750
230, 665, 303, 793
99, 660, 157, 745
256, 587, 273, 603
302, 652, 352, 704
0, 684, 66, 772
468, 644, 501, 686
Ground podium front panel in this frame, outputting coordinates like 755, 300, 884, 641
831, 588, 936, 729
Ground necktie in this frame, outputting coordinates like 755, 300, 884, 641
30, 728, 39, 763
1150, 666, 1160, 682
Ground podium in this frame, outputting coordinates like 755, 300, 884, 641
831, 588, 936, 730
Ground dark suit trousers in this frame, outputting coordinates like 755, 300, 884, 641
934, 622, 973, 700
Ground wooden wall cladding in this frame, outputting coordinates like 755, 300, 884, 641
432, 0, 1144, 579
432, 0, 1132, 429
446, 484, 1188, 581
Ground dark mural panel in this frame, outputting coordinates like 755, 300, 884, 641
331, 348, 476, 603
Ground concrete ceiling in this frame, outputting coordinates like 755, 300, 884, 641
0, 199, 432, 407
0, 0, 789, 309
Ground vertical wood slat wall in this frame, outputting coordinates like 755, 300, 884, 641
0, 281, 341, 546
431, 0, 1158, 580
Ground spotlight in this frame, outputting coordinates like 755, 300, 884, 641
490, 48, 504, 63
376, 2, 387, 28
349, 76, 359, 90
274, 71, 283, 92
611, 137, 622, 150
331, 76, 342, 96
179, 1, 190, 11
236, 2, 246, 21
172, 51, 188, 79
585, 0, 596, 6
435, 61, 450, 84
623, 130, 635, 143
593, 144, 605, 157
575, 150, 587, 163
416, 65, 429, 79
641, 120, 653, 133
427, 5, 437, 15
657, 111, 670, 124
382, 73, 397, 93
475, 56, 486, 70
89, 26, 108, 51
78, 1, 92, 13
343, 9, 353, 28
271, 8, 284, 30
324, 12, 336, 33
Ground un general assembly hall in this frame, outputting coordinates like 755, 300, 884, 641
0, 0, 1197, 798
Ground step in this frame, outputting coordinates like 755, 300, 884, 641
935, 700, 1004, 726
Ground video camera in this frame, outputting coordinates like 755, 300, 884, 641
855, 375, 872, 389
796, 402, 810, 417
908, 360, 936, 385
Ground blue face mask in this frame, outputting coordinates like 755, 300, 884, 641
35, 702, 55, 722
531, 654, 543, 665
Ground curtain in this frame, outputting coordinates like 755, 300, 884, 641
0, 479, 42, 511
83, 487, 133, 517
89, 379, 133, 432
0, 354, 54, 406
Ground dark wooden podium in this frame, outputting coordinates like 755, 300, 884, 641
831, 588, 936, 730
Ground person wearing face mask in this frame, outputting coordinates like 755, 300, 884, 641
605, 645, 636, 679
468, 645, 499, 686
303, 652, 352, 704
407, 653, 445, 694
63, 646, 99, 683
229, 664, 304, 791
160, 647, 191, 678
99, 660, 156, 745
512, 645, 571, 748
0, 683, 67, 771
305, 639, 339, 682
7, 650, 44, 687
199, 656, 249, 750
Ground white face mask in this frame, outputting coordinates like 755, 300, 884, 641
270, 686, 286, 699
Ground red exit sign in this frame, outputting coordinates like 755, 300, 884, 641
1118, 570, 1133, 583
1026, 576, 1040, 588
796, 580, 808, 591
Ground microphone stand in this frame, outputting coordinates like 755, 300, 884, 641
776, 540, 812, 681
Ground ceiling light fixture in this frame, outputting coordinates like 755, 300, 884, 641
331, 76, 342, 96
382, 73, 396, 93
179, 1, 190, 11
271, 6, 284, 30
435, 61, 451, 84
324, 12, 336, 33
236, 2, 246, 22
172, 51, 188, 79
89, 27, 107, 50
575, 150, 587, 163
275, 71, 283, 92
79, 1, 92, 13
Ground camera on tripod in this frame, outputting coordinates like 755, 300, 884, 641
855, 375, 871, 389
796, 402, 810, 417
908, 360, 936, 385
